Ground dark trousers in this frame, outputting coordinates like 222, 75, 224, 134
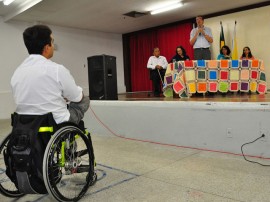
194, 48, 211, 60
150, 69, 165, 96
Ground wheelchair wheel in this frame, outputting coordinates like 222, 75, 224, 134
43, 125, 94, 202
0, 134, 24, 197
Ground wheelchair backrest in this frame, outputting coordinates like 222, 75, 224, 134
4, 113, 58, 194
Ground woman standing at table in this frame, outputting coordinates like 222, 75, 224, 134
240, 46, 255, 60
170, 46, 190, 63
217, 45, 231, 60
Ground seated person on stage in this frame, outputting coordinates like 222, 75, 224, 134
240, 46, 255, 60
217, 45, 231, 60
147, 47, 168, 97
11, 25, 90, 125
170, 45, 190, 62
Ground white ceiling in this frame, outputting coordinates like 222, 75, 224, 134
0, 0, 269, 34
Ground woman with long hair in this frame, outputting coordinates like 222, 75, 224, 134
240, 46, 255, 60
170, 46, 190, 62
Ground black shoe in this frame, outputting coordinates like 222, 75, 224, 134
206, 92, 215, 96
194, 92, 203, 97
154, 94, 160, 97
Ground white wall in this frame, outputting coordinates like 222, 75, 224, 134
205, 6, 270, 87
85, 101, 270, 158
0, 18, 124, 119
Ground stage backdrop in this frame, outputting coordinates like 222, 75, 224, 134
128, 22, 194, 92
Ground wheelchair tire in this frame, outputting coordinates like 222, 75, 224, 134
0, 134, 24, 198
43, 125, 94, 202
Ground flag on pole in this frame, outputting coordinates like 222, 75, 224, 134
231, 21, 238, 60
220, 21, 225, 49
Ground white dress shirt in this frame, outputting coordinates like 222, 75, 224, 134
190, 26, 213, 49
11, 54, 83, 124
147, 56, 168, 70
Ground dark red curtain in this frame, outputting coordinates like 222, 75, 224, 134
129, 22, 194, 92
157, 23, 194, 62
130, 31, 157, 91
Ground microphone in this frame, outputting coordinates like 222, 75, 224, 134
198, 27, 202, 35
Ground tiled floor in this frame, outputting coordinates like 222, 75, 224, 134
1, 116, 270, 202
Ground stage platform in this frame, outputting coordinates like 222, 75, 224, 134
118, 91, 270, 102
84, 92, 270, 159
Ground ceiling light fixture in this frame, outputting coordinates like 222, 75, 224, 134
150, 2, 184, 15
3, 0, 15, 6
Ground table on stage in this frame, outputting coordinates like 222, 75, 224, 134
163, 60, 267, 98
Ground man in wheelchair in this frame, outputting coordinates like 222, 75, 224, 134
0, 25, 96, 201
11, 25, 88, 125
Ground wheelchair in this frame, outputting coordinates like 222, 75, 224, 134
0, 112, 96, 201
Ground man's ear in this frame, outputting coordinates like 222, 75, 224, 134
42, 44, 49, 57
45, 44, 50, 50
43, 44, 47, 51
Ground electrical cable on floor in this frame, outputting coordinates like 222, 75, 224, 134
241, 134, 270, 166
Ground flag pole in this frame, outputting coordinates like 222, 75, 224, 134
232, 20, 238, 60
220, 21, 225, 49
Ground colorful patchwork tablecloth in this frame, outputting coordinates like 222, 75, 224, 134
163, 60, 267, 98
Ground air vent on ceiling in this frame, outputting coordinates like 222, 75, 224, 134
123, 11, 148, 18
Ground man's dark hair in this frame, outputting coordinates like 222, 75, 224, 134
23, 25, 52, 54
196, 15, 204, 20
153, 47, 159, 52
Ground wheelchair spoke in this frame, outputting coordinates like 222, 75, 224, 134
75, 149, 88, 157
43, 126, 95, 201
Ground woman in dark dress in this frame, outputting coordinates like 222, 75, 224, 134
170, 46, 190, 62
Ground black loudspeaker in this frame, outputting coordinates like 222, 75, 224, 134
87, 55, 118, 100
